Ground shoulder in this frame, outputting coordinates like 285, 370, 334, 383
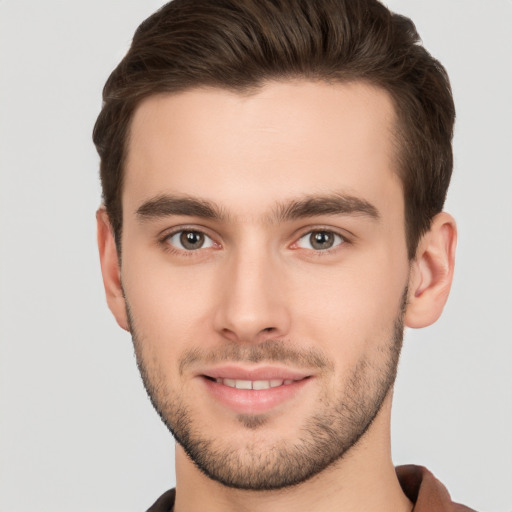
146, 488, 176, 512
396, 465, 476, 512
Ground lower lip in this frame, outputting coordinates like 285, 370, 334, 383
201, 377, 311, 414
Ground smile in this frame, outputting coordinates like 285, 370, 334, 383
199, 367, 312, 414
212, 378, 298, 390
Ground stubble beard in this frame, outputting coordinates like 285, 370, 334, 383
127, 289, 407, 491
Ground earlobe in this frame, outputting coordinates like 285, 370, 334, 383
405, 212, 457, 329
96, 208, 130, 331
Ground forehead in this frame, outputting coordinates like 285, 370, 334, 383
123, 80, 401, 221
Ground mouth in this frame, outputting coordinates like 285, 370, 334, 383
204, 375, 304, 390
198, 366, 312, 414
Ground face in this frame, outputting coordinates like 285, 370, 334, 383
119, 81, 411, 489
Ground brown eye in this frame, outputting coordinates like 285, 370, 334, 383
166, 230, 214, 251
297, 230, 344, 251
180, 231, 204, 250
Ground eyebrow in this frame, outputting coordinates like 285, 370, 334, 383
136, 195, 228, 221
135, 193, 380, 223
273, 193, 380, 223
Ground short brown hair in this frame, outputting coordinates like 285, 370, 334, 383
93, 0, 455, 259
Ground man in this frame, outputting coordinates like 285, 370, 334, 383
93, 1, 474, 510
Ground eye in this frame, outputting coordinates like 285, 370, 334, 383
165, 230, 215, 251
296, 230, 345, 251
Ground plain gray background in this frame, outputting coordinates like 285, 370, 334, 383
0, 1, 511, 511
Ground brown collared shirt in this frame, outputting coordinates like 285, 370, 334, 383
147, 465, 476, 511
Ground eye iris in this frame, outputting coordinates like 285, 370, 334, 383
310, 231, 334, 250
180, 231, 204, 250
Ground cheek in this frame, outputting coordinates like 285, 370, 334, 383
121, 249, 219, 359
290, 247, 407, 361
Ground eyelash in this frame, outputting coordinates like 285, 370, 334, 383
293, 229, 348, 255
159, 226, 218, 257
159, 226, 350, 256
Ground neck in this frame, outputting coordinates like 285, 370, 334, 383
173, 394, 412, 512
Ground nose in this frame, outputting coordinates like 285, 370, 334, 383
213, 245, 291, 344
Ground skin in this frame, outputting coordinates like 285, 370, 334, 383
97, 80, 456, 512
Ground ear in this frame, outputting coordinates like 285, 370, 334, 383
405, 212, 457, 328
96, 207, 130, 331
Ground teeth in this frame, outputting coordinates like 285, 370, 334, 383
235, 379, 252, 390
252, 380, 271, 390
214, 378, 296, 389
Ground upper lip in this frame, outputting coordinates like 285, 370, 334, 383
199, 365, 311, 381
